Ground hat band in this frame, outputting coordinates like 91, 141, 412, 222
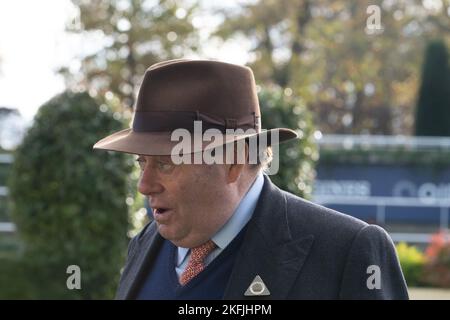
132, 111, 260, 133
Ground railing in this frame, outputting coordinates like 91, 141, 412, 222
0, 222, 15, 233
315, 134, 450, 150
313, 195, 450, 244
389, 233, 433, 243
314, 195, 450, 226
0, 186, 8, 197
0, 154, 13, 163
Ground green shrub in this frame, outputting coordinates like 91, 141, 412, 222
7, 91, 133, 299
258, 86, 318, 198
0, 162, 11, 186
0, 233, 21, 260
0, 197, 9, 221
0, 257, 34, 299
415, 39, 450, 137
396, 242, 426, 287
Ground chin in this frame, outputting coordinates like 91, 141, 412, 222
156, 224, 182, 242
156, 224, 171, 238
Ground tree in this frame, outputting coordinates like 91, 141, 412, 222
60, 0, 200, 111
8, 91, 133, 299
214, 0, 312, 88
214, 0, 450, 135
415, 40, 450, 136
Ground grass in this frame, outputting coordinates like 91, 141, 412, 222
409, 287, 450, 300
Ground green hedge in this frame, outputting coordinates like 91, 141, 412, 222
0, 257, 34, 299
0, 197, 8, 221
0, 162, 10, 186
396, 242, 426, 287
258, 86, 318, 198
6, 91, 133, 299
319, 147, 450, 168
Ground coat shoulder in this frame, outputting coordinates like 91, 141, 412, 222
281, 189, 370, 244
128, 220, 158, 255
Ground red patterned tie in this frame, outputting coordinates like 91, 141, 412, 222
179, 240, 216, 285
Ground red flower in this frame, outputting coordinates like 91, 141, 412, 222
425, 231, 447, 261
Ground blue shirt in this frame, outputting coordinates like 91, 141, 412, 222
175, 173, 264, 279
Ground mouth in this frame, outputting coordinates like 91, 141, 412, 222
152, 207, 173, 223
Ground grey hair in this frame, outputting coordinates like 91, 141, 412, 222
208, 141, 273, 173
250, 145, 273, 173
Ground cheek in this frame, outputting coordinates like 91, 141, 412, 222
170, 166, 225, 210
169, 178, 198, 210
173, 178, 214, 213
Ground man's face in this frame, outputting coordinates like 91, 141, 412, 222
137, 155, 237, 248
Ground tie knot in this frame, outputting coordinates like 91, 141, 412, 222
190, 240, 216, 263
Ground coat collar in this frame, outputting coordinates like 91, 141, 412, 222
115, 222, 164, 300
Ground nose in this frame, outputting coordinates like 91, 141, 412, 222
138, 165, 165, 196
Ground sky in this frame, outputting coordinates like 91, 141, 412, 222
0, 0, 78, 122
0, 0, 251, 124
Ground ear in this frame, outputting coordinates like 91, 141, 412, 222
226, 142, 249, 183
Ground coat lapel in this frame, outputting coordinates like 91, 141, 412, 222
116, 222, 164, 299
224, 176, 314, 299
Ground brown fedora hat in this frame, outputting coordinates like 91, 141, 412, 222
93, 59, 298, 156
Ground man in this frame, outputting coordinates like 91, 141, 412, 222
93, 59, 408, 299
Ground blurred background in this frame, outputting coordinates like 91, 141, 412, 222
0, 0, 450, 299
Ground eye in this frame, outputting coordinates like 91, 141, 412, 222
156, 160, 175, 173
136, 157, 146, 170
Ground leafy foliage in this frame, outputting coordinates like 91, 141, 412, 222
396, 242, 426, 287
215, 0, 450, 135
7, 91, 133, 299
258, 86, 318, 198
318, 146, 450, 167
61, 0, 199, 110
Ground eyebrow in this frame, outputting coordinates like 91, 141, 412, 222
136, 155, 173, 162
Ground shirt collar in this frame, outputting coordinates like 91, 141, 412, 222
212, 173, 264, 250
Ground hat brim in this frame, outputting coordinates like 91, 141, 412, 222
93, 128, 298, 156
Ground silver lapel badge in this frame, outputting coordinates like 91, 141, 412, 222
244, 275, 270, 296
